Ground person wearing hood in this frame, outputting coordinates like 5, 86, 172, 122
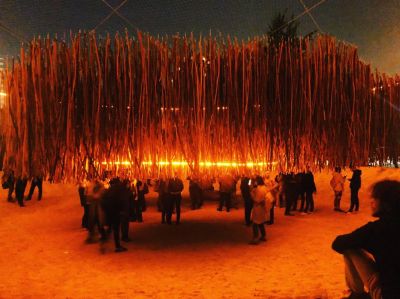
332, 180, 400, 299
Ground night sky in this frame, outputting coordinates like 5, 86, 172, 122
0, 0, 399, 74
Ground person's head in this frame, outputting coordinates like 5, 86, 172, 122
255, 175, 264, 186
335, 166, 341, 173
370, 180, 400, 218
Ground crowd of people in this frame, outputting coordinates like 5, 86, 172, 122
1, 166, 365, 249
1, 169, 43, 207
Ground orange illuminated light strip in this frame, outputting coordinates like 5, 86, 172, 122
101, 161, 276, 167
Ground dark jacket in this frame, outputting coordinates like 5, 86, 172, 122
303, 171, 316, 193
240, 177, 252, 200
332, 218, 400, 298
168, 177, 184, 194
349, 170, 362, 190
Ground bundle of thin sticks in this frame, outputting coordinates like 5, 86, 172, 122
0, 32, 398, 180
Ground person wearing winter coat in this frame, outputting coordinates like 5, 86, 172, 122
15, 176, 28, 207
167, 174, 184, 224
240, 176, 253, 226
78, 179, 89, 229
249, 176, 269, 245
330, 167, 346, 212
218, 174, 236, 212
134, 179, 148, 222
303, 166, 317, 214
332, 180, 400, 299
2, 169, 15, 202
85, 179, 106, 243
348, 169, 362, 213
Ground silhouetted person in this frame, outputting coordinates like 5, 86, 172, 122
15, 176, 28, 207
156, 178, 170, 224
303, 166, 317, 214
101, 180, 131, 252
2, 169, 15, 202
240, 176, 253, 226
292, 172, 304, 211
133, 179, 147, 222
78, 179, 89, 229
332, 180, 400, 299
168, 174, 184, 224
331, 167, 346, 212
218, 174, 236, 212
26, 175, 43, 201
188, 176, 202, 210
85, 179, 106, 243
348, 169, 362, 213
284, 174, 296, 216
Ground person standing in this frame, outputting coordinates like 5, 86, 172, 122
15, 176, 28, 207
168, 174, 184, 225
188, 176, 202, 210
330, 167, 346, 212
26, 174, 43, 201
78, 178, 89, 229
218, 174, 236, 212
101, 180, 131, 252
348, 169, 362, 213
284, 173, 296, 216
332, 180, 400, 299
302, 166, 317, 214
134, 179, 148, 222
85, 179, 106, 243
249, 176, 268, 245
2, 169, 15, 202
240, 176, 253, 226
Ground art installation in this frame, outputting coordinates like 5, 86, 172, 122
0, 31, 399, 180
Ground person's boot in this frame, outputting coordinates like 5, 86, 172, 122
115, 246, 127, 253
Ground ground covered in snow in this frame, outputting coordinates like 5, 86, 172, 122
0, 167, 399, 298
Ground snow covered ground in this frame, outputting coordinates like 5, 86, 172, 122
0, 167, 399, 298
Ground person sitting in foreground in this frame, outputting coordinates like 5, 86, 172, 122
332, 180, 400, 299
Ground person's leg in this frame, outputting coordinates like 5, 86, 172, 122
112, 216, 125, 251
175, 195, 181, 224
166, 196, 173, 224
244, 200, 252, 225
137, 199, 143, 222
285, 194, 293, 215
268, 202, 275, 224
349, 191, 355, 212
86, 202, 97, 242
292, 194, 298, 211
217, 192, 225, 211
334, 192, 339, 210
252, 223, 259, 239
343, 250, 382, 299
37, 180, 43, 200
259, 224, 266, 241
226, 193, 231, 212
299, 192, 306, 212
337, 192, 343, 211
120, 211, 130, 241
309, 192, 314, 212
26, 182, 36, 200
7, 183, 14, 201
355, 190, 359, 212
17, 194, 24, 207
304, 193, 310, 213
